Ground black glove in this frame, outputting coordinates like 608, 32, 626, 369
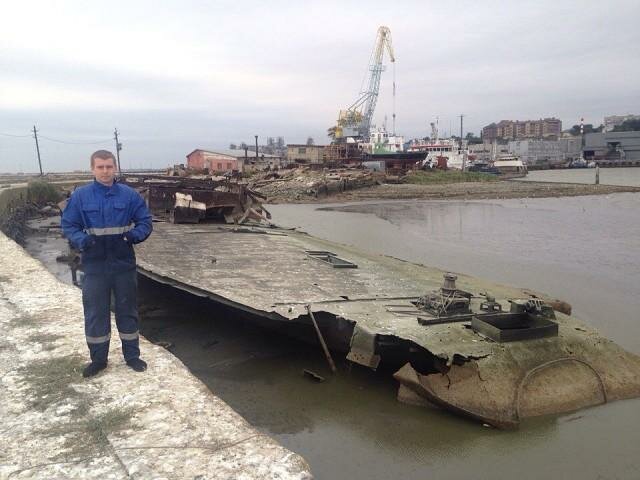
80, 234, 97, 251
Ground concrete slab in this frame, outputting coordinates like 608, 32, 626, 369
0, 232, 312, 480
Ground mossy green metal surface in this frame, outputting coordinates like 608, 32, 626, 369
135, 222, 640, 427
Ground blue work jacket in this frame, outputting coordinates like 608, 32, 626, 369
61, 179, 153, 274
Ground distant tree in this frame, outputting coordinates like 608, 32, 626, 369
306, 136, 315, 145
568, 124, 602, 136
229, 143, 237, 150
613, 119, 640, 132
465, 132, 482, 144
327, 126, 337, 140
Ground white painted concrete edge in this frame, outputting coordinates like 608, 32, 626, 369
0, 232, 313, 480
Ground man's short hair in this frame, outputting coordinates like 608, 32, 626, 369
90, 150, 117, 167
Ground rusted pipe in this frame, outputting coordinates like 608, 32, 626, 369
306, 304, 337, 374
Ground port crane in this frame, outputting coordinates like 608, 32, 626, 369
333, 26, 395, 141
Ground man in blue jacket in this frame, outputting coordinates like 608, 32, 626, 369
62, 150, 153, 378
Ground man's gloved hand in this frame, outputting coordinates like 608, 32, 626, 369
80, 234, 97, 252
122, 234, 133, 245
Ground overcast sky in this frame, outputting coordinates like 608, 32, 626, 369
1, 0, 639, 173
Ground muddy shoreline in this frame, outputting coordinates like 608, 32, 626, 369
264, 180, 640, 204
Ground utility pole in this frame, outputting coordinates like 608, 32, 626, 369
33, 125, 43, 176
254, 135, 259, 160
459, 114, 466, 171
114, 128, 122, 173
580, 117, 585, 161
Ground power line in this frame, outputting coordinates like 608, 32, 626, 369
1, 131, 112, 144
38, 134, 113, 145
0, 132, 32, 138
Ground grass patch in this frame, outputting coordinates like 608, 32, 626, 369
22, 351, 137, 459
26, 180, 63, 206
19, 354, 86, 411
403, 170, 499, 185
0, 187, 27, 218
28, 332, 63, 352
84, 407, 135, 448
10, 313, 44, 327
38, 405, 137, 460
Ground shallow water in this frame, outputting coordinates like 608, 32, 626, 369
519, 167, 640, 187
271, 194, 640, 352
25, 200, 640, 480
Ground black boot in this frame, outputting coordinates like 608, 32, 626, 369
126, 358, 147, 372
82, 361, 107, 378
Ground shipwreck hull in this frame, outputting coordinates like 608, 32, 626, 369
134, 222, 640, 428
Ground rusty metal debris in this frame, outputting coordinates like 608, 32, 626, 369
306, 304, 337, 374
415, 274, 560, 343
249, 167, 382, 202
416, 273, 472, 317
303, 369, 326, 382
471, 311, 558, 343
305, 250, 358, 269
120, 174, 271, 225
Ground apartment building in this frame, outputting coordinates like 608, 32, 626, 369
482, 118, 562, 141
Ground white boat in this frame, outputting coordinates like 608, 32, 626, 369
408, 139, 469, 170
492, 155, 528, 175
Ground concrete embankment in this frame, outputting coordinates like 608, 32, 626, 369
0, 232, 312, 479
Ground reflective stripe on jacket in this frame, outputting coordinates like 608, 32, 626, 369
61, 179, 153, 274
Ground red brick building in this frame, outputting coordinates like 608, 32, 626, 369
186, 149, 239, 174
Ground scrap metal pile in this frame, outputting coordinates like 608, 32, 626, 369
249, 167, 383, 202
120, 175, 271, 225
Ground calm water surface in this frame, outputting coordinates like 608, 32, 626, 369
26, 197, 640, 480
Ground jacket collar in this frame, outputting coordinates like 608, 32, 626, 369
92, 178, 119, 195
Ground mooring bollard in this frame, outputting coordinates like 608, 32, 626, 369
595, 165, 600, 185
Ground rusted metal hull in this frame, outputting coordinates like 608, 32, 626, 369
134, 222, 640, 428
121, 175, 270, 224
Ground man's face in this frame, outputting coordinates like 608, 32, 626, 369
92, 157, 116, 185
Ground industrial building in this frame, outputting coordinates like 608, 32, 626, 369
186, 149, 286, 174
584, 131, 640, 163
186, 149, 239, 174
507, 140, 564, 166
286, 144, 326, 165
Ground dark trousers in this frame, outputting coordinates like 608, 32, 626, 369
81, 269, 140, 363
